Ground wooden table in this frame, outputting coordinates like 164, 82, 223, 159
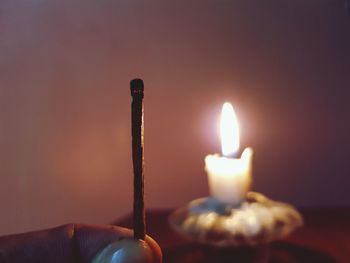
116, 208, 350, 263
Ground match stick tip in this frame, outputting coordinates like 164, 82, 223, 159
130, 79, 144, 97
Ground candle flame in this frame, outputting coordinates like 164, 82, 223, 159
220, 102, 240, 156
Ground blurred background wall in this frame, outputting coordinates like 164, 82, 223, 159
0, 0, 349, 235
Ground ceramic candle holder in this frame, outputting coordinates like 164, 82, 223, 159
169, 192, 303, 247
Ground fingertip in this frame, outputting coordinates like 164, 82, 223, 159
75, 224, 162, 263
144, 235, 163, 263
75, 224, 133, 263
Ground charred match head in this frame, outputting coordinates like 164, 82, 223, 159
130, 79, 144, 98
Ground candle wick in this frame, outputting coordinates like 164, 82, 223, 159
130, 78, 145, 240
224, 151, 239, 159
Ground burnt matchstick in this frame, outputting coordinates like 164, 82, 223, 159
130, 78, 145, 240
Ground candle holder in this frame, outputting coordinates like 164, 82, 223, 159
169, 192, 303, 247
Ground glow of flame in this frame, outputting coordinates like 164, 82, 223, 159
220, 102, 240, 156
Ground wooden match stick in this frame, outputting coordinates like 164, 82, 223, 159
130, 78, 145, 240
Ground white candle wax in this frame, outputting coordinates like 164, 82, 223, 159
205, 148, 253, 204
205, 102, 253, 205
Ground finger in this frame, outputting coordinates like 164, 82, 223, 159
0, 224, 162, 263
0, 224, 76, 263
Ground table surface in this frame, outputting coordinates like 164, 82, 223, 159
116, 208, 350, 263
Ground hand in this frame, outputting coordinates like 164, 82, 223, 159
0, 224, 162, 263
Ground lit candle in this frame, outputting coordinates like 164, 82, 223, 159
205, 102, 253, 205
